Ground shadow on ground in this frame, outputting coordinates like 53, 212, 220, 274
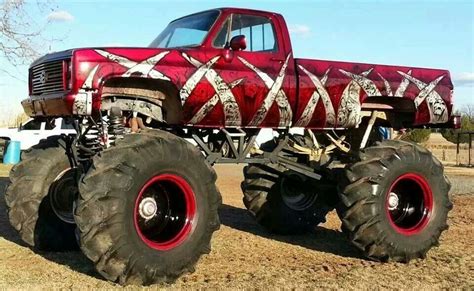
219, 204, 364, 260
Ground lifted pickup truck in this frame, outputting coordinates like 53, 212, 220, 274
7, 7, 458, 285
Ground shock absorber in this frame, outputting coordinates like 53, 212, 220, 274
77, 119, 103, 163
108, 106, 125, 143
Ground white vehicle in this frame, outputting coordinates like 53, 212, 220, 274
0, 118, 75, 151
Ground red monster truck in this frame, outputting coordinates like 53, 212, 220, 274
6, 8, 459, 285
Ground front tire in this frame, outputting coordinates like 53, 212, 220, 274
337, 140, 452, 262
75, 130, 221, 285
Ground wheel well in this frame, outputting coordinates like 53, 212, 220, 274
101, 77, 183, 124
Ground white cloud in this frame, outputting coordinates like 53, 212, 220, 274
288, 24, 311, 37
453, 72, 474, 87
47, 10, 74, 22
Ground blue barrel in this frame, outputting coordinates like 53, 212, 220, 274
3, 140, 21, 164
378, 127, 391, 140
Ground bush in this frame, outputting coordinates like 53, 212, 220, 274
402, 129, 432, 143
441, 115, 474, 144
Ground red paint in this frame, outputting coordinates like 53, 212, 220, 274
22, 7, 454, 129
385, 173, 433, 236
133, 174, 196, 251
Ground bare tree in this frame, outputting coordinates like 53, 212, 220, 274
0, 0, 54, 69
461, 104, 474, 122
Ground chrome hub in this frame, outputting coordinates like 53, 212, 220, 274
387, 192, 400, 210
139, 197, 158, 220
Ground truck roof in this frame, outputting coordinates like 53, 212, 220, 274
171, 7, 282, 23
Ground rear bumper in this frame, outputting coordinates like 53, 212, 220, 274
22, 91, 93, 117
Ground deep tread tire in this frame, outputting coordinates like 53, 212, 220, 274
75, 130, 221, 285
241, 138, 335, 235
337, 140, 452, 262
4, 136, 78, 251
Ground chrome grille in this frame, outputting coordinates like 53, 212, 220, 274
31, 60, 65, 95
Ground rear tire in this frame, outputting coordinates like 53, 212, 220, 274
75, 130, 221, 285
4, 136, 78, 251
241, 137, 336, 234
337, 140, 452, 262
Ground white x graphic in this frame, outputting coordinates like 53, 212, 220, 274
339, 68, 382, 97
375, 70, 412, 97
180, 53, 242, 126
336, 68, 374, 127
238, 54, 292, 127
398, 71, 448, 123
188, 78, 244, 124
295, 66, 334, 127
95, 49, 171, 81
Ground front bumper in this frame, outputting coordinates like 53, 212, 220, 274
22, 91, 93, 117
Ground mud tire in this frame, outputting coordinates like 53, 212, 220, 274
337, 140, 452, 262
74, 130, 221, 285
241, 138, 335, 235
5, 136, 78, 251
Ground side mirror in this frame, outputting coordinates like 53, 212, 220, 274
230, 35, 247, 51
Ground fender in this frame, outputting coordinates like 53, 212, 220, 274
99, 77, 182, 124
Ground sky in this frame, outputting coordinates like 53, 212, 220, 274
0, 0, 473, 122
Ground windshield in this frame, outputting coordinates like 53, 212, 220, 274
149, 10, 220, 48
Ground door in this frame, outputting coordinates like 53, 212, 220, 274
189, 12, 295, 128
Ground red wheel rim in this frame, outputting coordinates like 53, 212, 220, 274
385, 173, 433, 236
134, 174, 196, 250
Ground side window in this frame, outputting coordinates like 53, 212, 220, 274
61, 119, 74, 130
213, 14, 277, 52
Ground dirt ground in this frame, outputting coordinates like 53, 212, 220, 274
0, 163, 473, 289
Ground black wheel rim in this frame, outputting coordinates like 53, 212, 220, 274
134, 174, 196, 251
386, 173, 433, 235
49, 168, 77, 224
280, 173, 317, 211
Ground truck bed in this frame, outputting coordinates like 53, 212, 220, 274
294, 58, 453, 128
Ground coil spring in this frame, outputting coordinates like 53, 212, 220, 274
108, 112, 125, 143
77, 122, 103, 162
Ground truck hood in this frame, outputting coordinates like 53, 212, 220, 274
70, 46, 204, 91
30, 49, 74, 68
30, 46, 175, 67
